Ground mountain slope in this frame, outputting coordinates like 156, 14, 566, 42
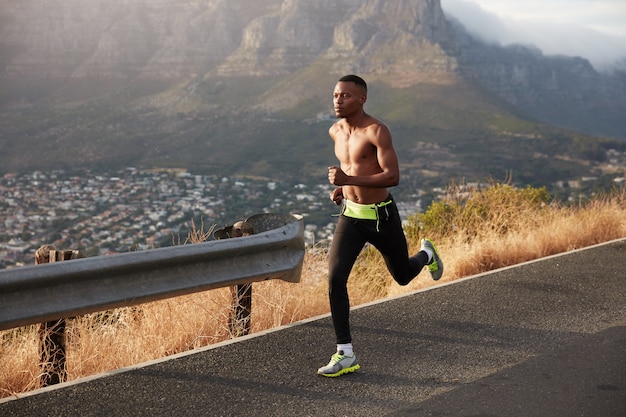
0, 0, 624, 188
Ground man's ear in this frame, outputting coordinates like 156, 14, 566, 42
360, 94, 367, 104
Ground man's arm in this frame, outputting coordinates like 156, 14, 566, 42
372, 123, 400, 187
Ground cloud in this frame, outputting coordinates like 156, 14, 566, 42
441, 0, 626, 72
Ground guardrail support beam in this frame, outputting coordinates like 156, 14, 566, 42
35, 248, 83, 386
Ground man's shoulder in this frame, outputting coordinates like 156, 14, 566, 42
363, 116, 390, 135
329, 119, 346, 135
368, 113, 387, 125
331, 118, 347, 128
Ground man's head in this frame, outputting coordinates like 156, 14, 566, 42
333, 74, 368, 119
338, 74, 367, 92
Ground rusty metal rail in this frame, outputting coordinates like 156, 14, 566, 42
0, 213, 304, 332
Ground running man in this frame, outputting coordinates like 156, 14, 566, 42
318, 75, 444, 377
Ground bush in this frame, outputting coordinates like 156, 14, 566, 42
406, 181, 551, 241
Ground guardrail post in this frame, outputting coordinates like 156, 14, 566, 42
230, 283, 252, 337
35, 246, 82, 387
214, 220, 255, 337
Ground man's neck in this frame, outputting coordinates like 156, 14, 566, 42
343, 111, 366, 130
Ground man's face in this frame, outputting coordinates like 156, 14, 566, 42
333, 81, 366, 119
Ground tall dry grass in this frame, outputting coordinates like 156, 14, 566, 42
2, 184, 625, 398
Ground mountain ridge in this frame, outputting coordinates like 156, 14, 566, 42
0, 0, 625, 186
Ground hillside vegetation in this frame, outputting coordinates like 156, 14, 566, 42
2, 182, 625, 398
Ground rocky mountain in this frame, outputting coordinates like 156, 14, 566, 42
1, 0, 457, 80
449, 18, 626, 140
0, 0, 624, 181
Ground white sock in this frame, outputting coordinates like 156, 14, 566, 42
421, 247, 433, 263
337, 343, 353, 356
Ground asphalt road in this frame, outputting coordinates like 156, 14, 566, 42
2, 239, 625, 417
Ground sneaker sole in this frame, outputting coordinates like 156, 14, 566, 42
318, 363, 360, 377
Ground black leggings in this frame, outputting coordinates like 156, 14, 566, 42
327, 197, 428, 344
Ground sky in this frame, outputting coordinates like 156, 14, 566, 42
440, 0, 626, 71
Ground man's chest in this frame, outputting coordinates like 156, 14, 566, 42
334, 135, 376, 163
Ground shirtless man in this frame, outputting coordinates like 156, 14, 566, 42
317, 75, 444, 377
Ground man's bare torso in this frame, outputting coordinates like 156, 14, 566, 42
331, 115, 393, 205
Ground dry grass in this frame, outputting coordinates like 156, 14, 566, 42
441, 188, 626, 279
2, 186, 625, 398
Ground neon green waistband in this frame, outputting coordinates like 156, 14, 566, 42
342, 198, 393, 220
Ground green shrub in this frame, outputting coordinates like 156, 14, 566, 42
406, 182, 551, 241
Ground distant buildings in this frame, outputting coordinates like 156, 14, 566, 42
0, 168, 343, 268
1, 150, 624, 269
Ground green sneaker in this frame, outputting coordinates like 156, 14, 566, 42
421, 238, 443, 281
317, 351, 360, 377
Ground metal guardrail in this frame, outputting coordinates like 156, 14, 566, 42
0, 213, 305, 332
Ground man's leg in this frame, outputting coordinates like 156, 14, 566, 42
371, 202, 428, 285
319, 216, 365, 377
327, 216, 366, 344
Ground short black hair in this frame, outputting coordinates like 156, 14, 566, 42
338, 74, 367, 92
